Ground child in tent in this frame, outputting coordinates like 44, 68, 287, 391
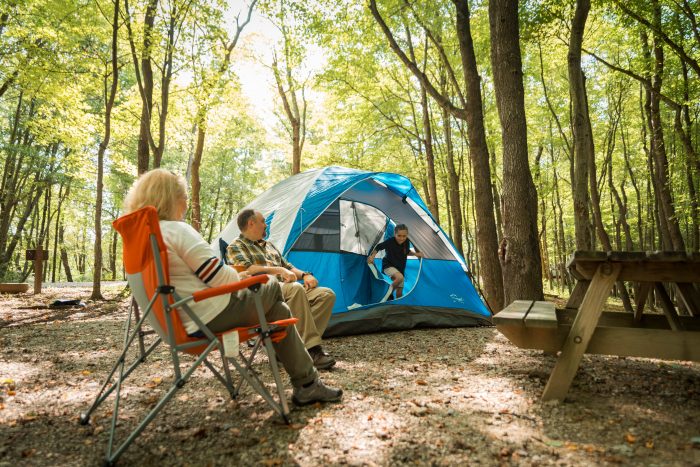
367, 224, 423, 299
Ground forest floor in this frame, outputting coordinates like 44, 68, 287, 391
0, 285, 699, 466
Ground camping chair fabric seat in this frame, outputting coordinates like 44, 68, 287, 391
81, 206, 297, 466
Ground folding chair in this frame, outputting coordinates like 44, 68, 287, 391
80, 206, 297, 466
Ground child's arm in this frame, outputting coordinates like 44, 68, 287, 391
367, 250, 377, 264
409, 240, 423, 258
367, 240, 387, 264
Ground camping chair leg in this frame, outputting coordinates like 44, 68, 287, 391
233, 337, 262, 397
254, 293, 291, 420
131, 298, 147, 358
105, 339, 221, 465
226, 356, 287, 419
81, 296, 162, 425
203, 357, 236, 399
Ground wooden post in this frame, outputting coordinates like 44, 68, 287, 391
26, 247, 48, 294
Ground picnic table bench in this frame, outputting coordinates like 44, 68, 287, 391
494, 251, 700, 401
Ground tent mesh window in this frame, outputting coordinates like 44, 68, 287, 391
292, 201, 340, 251
293, 199, 391, 255
339, 200, 387, 255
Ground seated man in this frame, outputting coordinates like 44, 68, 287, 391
227, 209, 337, 370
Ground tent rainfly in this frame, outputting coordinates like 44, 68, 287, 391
213, 166, 492, 336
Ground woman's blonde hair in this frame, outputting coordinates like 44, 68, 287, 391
123, 168, 188, 220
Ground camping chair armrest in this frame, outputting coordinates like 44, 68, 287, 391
192, 275, 270, 302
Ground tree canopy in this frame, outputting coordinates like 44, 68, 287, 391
0, 0, 697, 305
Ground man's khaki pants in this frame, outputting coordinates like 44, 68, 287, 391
280, 282, 335, 349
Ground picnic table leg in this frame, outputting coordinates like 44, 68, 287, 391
675, 283, 699, 317
565, 279, 590, 309
542, 263, 622, 401
634, 282, 652, 322
654, 283, 683, 331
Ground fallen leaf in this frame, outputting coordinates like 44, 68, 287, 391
416, 379, 427, 386
7, 390, 16, 396
544, 440, 563, 447
367, 414, 373, 421
624, 433, 636, 444
565, 441, 578, 451
145, 377, 163, 388
81, 370, 91, 376
645, 440, 654, 449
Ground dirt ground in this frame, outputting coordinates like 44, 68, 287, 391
0, 285, 699, 466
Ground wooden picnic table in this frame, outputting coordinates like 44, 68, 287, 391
494, 251, 700, 401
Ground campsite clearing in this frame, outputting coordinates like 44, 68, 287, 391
0, 285, 698, 466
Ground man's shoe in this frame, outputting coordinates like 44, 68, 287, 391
292, 378, 343, 406
309, 346, 336, 370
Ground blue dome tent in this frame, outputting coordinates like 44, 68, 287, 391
213, 166, 492, 336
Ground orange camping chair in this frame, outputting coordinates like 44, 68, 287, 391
80, 206, 297, 466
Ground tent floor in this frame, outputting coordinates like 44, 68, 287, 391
324, 305, 492, 337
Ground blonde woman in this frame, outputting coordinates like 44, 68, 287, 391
123, 168, 342, 405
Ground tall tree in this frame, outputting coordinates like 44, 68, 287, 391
369, 0, 504, 312
489, 0, 543, 302
189, 1, 256, 231
271, 0, 307, 175
91, 0, 120, 300
124, 0, 192, 173
126, 0, 157, 174
569, 0, 593, 251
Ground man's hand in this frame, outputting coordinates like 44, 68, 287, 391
367, 255, 375, 264
415, 251, 424, 258
303, 274, 318, 290
279, 268, 297, 283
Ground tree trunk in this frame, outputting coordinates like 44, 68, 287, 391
680, 62, 699, 251
645, 5, 685, 251
454, 0, 503, 311
190, 119, 205, 231
272, 5, 306, 176
59, 225, 72, 282
51, 184, 67, 282
110, 223, 118, 280
569, 0, 593, 251
489, 0, 543, 303
136, 0, 158, 175
419, 84, 439, 221
92, 0, 119, 300
187, 1, 256, 229
442, 107, 462, 254
534, 147, 551, 286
